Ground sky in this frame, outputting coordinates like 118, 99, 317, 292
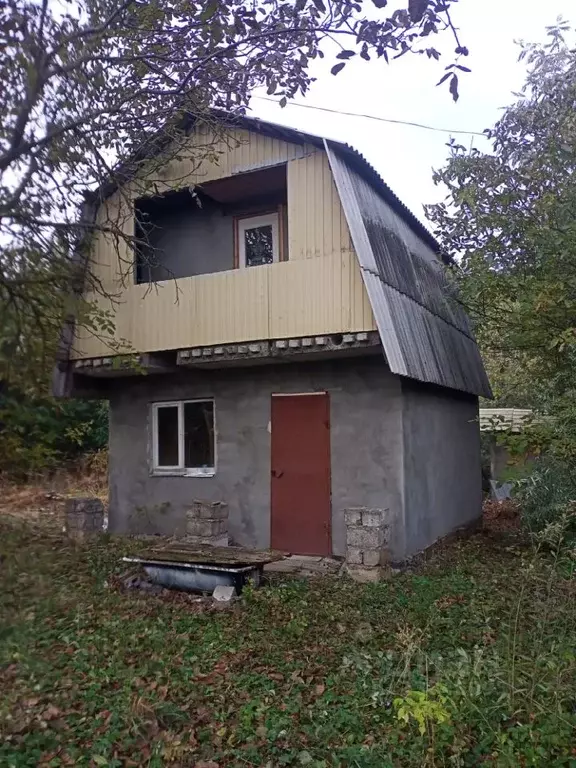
249, 0, 575, 226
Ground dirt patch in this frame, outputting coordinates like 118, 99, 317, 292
482, 498, 521, 534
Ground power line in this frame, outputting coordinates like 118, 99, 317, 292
254, 96, 485, 137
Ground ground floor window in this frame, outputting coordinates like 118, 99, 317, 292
151, 400, 215, 475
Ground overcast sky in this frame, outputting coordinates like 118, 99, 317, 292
249, 0, 574, 226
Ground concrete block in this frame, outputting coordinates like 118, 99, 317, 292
343, 334, 355, 344
344, 508, 363, 526
346, 566, 382, 583
362, 509, 386, 528
276, 340, 287, 349
179, 349, 190, 359
191, 348, 202, 358
237, 345, 247, 354
356, 332, 369, 342
362, 549, 382, 567
346, 547, 363, 565
186, 519, 227, 537
65, 497, 104, 539
302, 337, 313, 347
189, 501, 228, 520
346, 526, 384, 550
249, 344, 261, 353
214, 347, 224, 355
288, 338, 300, 348
315, 336, 327, 345
202, 347, 213, 356
213, 585, 236, 602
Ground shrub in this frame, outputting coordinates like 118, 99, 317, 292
513, 456, 576, 543
0, 391, 108, 478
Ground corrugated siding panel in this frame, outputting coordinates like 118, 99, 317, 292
72, 139, 376, 359
287, 152, 353, 261
149, 126, 315, 191
325, 141, 492, 398
72, 252, 375, 358
269, 252, 375, 338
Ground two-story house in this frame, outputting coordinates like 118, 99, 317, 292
54, 113, 491, 562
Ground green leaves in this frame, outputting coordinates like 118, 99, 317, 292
428, 24, 576, 437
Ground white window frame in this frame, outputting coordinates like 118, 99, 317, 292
151, 399, 215, 477
238, 212, 279, 268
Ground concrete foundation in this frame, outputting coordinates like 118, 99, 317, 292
106, 356, 482, 561
65, 497, 104, 540
345, 507, 390, 582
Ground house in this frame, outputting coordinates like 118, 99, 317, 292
54, 113, 492, 563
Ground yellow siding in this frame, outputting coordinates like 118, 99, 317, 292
74, 128, 376, 360
287, 152, 352, 260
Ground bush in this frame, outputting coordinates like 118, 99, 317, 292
0, 391, 108, 478
514, 456, 576, 543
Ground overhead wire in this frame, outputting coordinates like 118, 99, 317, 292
253, 95, 485, 137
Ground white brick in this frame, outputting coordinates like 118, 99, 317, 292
345, 509, 363, 526
346, 547, 363, 565
362, 549, 382, 567
347, 527, 384, 549
362, 510, 384, 528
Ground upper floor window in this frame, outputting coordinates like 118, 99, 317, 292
237, 212, 279, 268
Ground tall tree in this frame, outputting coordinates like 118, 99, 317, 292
0, 0, 467, 388
427, 22, 576, 452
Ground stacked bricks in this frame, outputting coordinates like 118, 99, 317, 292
345, 507, 390, 582
185, 500, 229, 546
65, 498, 105, 540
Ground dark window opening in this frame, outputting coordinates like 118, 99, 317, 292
156, 405, 179, 467
134, 164, 288, 284
184, 401, 214, 469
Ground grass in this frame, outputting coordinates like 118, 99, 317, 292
0, 514, 575, 767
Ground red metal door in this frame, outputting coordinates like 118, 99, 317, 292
270, 393, 331, 556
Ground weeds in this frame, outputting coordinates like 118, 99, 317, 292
0, 514, 575, 766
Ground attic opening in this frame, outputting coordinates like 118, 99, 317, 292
134, 164, 288, 284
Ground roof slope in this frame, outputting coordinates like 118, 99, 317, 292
325, 140, 492, 398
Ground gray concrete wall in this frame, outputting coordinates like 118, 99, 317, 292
142, 200, 234, 281
401, 380, 481, 559
107, 357, 404, 556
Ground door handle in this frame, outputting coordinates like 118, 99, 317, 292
271, 469, 284, 478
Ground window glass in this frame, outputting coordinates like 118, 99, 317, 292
184, 401, 215, 468
244, 224, 274, 266
156, 405, 179, 466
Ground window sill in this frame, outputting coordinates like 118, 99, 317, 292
151, 469, 216, 478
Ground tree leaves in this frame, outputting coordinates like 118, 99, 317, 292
0, 0, 466, 389
427, 24, 576, 438
408, 0, 429, 23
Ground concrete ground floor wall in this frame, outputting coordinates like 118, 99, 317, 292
401, 380, 482, 557
106, 356, 482, 561
107, 357, 405, 558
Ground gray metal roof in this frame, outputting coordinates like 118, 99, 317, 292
325, 141, 492, 398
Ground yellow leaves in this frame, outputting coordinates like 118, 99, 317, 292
393, 686, 451, 737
